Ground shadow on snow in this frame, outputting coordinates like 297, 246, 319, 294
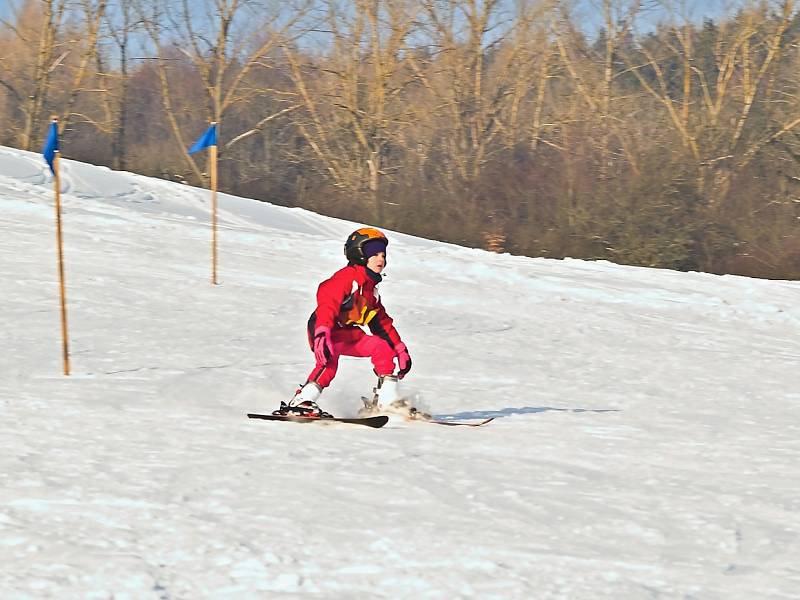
432, 406, 620, 421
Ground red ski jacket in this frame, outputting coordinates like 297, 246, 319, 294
308, 264, 403, 349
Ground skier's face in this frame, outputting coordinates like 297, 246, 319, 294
366, 251, 386, 274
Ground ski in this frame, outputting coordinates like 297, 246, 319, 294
358, 397, 494, 427
422, 417, 495, 427
247, 413, 389, 428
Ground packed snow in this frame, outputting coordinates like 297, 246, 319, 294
1, 145, 799, 599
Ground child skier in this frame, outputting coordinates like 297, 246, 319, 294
274, 227, 412, 418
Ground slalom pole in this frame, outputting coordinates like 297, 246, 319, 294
53, 148, 71, 376
187, 121, 219, 285
209, 126, 219, 285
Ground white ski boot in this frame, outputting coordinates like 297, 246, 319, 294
358, 375, 430, 420
273, 382, 333, 418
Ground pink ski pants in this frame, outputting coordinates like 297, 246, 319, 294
306, 326, 395, 388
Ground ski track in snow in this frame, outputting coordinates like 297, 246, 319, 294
1, 146, 799, 599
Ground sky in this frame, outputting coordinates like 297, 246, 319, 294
0, 0, 741, 31
574, 0, 734, 34
1, 144, 799, 598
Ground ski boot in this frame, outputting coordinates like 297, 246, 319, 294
358, 375, 432, 420
273, 382, 334, 419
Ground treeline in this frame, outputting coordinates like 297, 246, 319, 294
1, 0, 799, 279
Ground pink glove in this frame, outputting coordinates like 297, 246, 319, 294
313, 326, 333, 365
395, 342, 412, 379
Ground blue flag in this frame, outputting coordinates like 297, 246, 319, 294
188, 123, 217, 154
43, 121, 59, 175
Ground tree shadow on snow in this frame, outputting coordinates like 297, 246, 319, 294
433, 406, 620, 421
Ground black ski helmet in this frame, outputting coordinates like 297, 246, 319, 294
344, 227, 388, 265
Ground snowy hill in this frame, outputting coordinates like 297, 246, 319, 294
1, 144, 799, 599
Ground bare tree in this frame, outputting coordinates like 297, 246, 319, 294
404, 0, 561, 200
97, 0, 142, 170
137, 0, 312, 185
625, 0, 800, 207
58, 0, 109, 139
0, 0, 68, 150
282, 0, 422, 220
412, 0, 504, 186
555, 0, 643, 177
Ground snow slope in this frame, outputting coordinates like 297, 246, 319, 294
1, 145, 799, 599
